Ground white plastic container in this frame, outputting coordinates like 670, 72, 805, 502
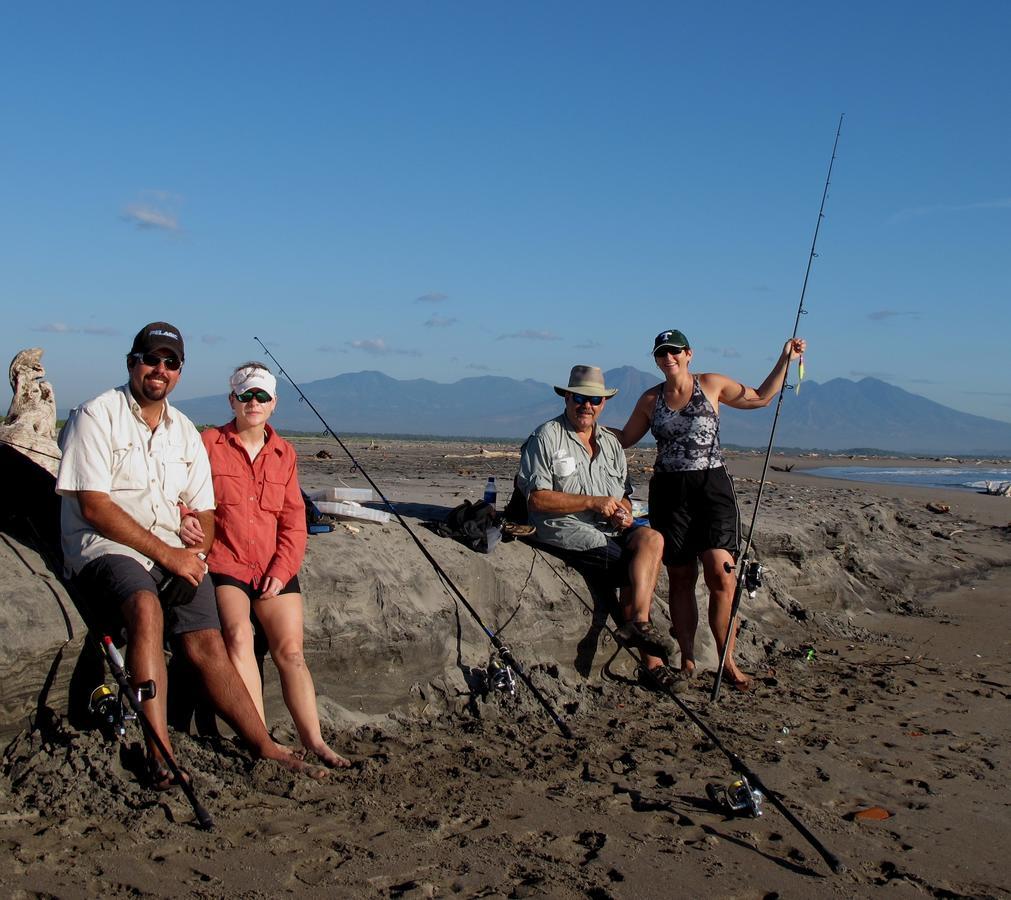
315, 500, 390, 524
309, 487, 374, 503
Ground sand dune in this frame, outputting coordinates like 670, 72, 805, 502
2, 439, 1009, 897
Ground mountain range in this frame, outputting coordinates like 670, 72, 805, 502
174, 368, 1011, 456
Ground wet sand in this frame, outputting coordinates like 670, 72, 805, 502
2, 439, 1010, 897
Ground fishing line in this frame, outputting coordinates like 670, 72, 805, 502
530, 543, 845, 875
712, 114, 845, 702
253, 338, 573, 739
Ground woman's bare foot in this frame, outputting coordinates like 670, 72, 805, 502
310, 744, 352, 769
262, 742, 329, 779
723, 664, 752, 692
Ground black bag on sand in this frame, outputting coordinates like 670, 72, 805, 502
436, 499, 501, 554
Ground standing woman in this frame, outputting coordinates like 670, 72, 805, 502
192, 362, 348, 767
613, 330, 805, 691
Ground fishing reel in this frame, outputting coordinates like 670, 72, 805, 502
744, 561, 764, 598
89, 680, 155, 736
706, 776, 764, 818
486, 655, 516, 696
89, 683, 133, 736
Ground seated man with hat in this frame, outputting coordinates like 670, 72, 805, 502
516, 365, 679, 688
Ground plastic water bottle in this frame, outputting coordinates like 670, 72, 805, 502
483, 476, 497, 508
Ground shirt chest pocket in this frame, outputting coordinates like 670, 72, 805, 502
161, 455, 191, 501
260, 472, 287, 512
214, 472, 247, 506
110, 444, 148, 490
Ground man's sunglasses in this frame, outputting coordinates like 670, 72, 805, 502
569, 393, 604, 406
234, 389, 273, 403
654, 347, 686, 357
131, 352, 182, 371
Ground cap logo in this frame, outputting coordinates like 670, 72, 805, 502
149, 329, 179, 341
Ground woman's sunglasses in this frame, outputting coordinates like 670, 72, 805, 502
234, 389, 273, 403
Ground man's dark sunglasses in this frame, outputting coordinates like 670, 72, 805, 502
234, 389, 273, 403
570, 393, 604, 407
131, 352, 182, 371
654, 346, 686, 357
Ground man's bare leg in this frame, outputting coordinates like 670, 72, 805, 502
701, 548, 750, 688
666, 561, 700, 675
178, 628, 328, 777
618, 528, 666, 669
122, 590, 175, 771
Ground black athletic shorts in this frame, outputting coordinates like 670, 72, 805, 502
648, 467, 741, 566
541, 526, 646, 589
72, 554, 221, 638
209, 572, 301, 600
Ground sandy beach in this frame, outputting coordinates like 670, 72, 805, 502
2, 438, 1010, 898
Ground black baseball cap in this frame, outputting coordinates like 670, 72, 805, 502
130, 322, 185, 361
652, 329, 690, 354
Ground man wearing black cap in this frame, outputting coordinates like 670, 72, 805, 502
56, 322, 324, 785
516, 365, 679, 688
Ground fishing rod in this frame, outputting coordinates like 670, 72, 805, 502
14, 503, 215, 830
253, 337, 573, 740
712, 114, 845, 702
98, 634, 214, 830
531, 544, 845, 875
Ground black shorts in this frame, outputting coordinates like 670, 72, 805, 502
72, 554, 221, 638
540, 527, 645, 589
648, 467, 741, 566
209, 572, 301, 600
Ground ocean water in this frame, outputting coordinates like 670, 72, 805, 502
804, 465, 1011, 493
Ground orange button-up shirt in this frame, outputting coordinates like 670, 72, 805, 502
202, 422, 307, 587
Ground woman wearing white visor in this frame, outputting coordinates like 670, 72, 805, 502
183, 362, 349, 768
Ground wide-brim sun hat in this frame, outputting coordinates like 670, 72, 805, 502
553, 365, 618, 398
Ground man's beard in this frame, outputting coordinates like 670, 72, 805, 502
140, 375, 171, 401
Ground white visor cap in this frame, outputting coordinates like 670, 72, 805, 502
230, 367, 277, 398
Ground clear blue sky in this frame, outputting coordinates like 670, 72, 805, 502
3, 1, 1009, 423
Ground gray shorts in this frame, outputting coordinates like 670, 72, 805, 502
72, 554, 221, 638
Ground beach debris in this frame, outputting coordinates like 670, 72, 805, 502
309, 486, 374, 503
0, 348, 60, 475
771, 464, 795, 472
443, 447, 520, 459
925, 502, 950, 514
314, 449, 333, 459
983, 481, 1011, 496
852, 806, 892, 822
316, 500, 391, 524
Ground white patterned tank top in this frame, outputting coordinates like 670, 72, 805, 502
651, 376, 725, 472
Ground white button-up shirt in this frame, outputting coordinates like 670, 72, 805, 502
56, 385, 214, 575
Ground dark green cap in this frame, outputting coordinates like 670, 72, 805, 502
652, 329, 690, 354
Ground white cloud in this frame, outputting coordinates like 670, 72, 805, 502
347, 338, 420, 357
889, 196, 1011, 223
121, 190, 183, 232
34, 322, 117, 335
868, 310, 920, 321
497, 329, 561, 342
424, 314, 457, 328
